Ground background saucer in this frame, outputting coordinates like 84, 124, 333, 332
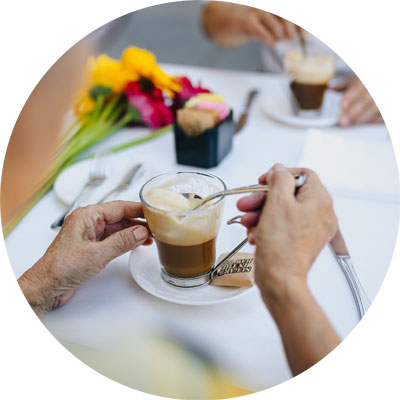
262, 89, 342, 128
129, 245, 254, 306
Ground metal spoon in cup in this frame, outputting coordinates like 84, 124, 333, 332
299, 34, 307, 57
183, 173, 307, 210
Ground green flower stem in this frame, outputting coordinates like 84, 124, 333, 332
43, 100, 125, 181
27, 99, 130, 200
2, 156, 76, 238
3, 119, 171, 238
59, 117, 82, 144
108, 124, 171, 153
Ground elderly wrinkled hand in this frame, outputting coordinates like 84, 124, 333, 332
18, 201, 152, 317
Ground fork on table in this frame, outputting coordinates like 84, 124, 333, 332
50, 150, 109, 229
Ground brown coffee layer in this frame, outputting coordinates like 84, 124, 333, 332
290, 81, 328, 110
155, 237, 216, 278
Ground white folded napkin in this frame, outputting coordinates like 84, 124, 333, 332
298, 129, 400, 203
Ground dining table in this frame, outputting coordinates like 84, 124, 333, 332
5, 63, 400, 393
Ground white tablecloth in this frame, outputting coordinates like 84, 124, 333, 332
5, 64, 400, 391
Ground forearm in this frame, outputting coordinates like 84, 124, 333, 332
202, 2, 251, 47
18, 258, 61, 318
260, 277, 341, 376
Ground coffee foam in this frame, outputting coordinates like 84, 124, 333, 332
145, 188, 201, 211
284, 50, 335, 84
143, 184, 223, 246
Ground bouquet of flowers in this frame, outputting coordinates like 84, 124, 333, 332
4, 46, 209, 236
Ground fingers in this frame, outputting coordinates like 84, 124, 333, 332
342, 100, 377, 126
237, 192, 265, 212
247, 226, 256, 245
238, 165, 328, 234
341, 97, 380, 126
340, 82, 364, 124
90, 201, 145, 225
237, 189, 265, 232
241, 211, 261, 228
246, 11, 304, 46
288, 168, 324, 203
256, 164, 321, 212
260, 13, 285, 41
101, 218, 151, 239
341, 77, 362, 105
100, 225, 151, 261
268, 164, 298, 205
283, 19, 297, 39
247, 15, 276, 46
371, 114, 384, 123
342, 93, 370, 122
340, 82, 381, 126
258, 166, 303, 184
342, 86, 362, 107
258, 165, 325, 203
297, 26, 308, 37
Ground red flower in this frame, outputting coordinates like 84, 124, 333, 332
172, 76, 210, 111
125, 81, 173, 128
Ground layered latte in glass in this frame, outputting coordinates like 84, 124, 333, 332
284, 50, 335, 113
140, 172, 226, 287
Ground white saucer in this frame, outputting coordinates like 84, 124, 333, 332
54, 155, 160, 206
129, 245, 254, 306
262, 89, 342, 128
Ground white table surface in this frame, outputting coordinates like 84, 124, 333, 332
5, 64, 400, 391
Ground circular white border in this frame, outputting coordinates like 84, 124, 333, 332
1, 1, 399, 399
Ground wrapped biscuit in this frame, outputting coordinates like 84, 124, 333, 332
211, 252, 255, 287
173, 92, 234, 169
177, 108, 220, 136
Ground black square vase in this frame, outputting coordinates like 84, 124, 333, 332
173, 110, 234, 169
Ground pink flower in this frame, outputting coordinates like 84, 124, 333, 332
125, 81, 173, 128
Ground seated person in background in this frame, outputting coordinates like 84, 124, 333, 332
18, 163, 340, 376
202, 1, 383, 126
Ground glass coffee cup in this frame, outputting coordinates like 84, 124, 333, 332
284, 50, 335, 115
140, 171, 226, 288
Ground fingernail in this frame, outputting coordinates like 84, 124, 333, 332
133, 226, 148, 241
248, 233, 255, 244
273, 163, 286, 172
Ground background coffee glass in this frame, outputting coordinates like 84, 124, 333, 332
140, 171, 226, 288
284, 50, 335, 116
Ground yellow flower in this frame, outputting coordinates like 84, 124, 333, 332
74, 54, 138, 116
121, 47, 156, 76
121, 47, 180, 96
90, 54, 138, 92
74, 47, 181, 116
